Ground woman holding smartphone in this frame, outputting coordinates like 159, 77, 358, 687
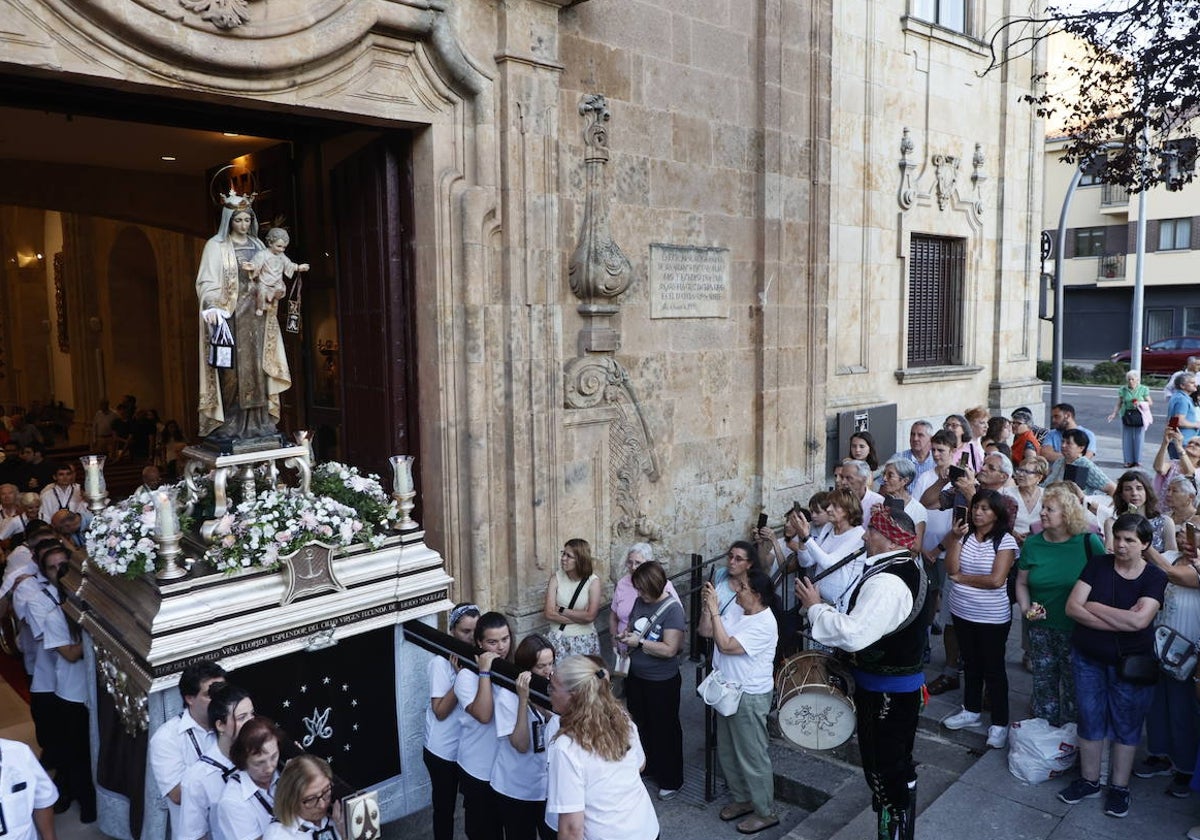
941, 490, 1018, 749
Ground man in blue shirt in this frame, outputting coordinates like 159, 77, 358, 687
895, 421, 936, 482
1040, 403, 1097, 463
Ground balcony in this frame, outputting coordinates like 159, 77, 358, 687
1098, 253, 1126, 281
1100, 182, 1129, 212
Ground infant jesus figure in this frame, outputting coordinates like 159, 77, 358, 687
243, 227, 310, 316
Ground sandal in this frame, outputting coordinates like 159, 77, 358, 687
720, 802, 755, 822
927, 674, 960, 695
737, 815, 780, 834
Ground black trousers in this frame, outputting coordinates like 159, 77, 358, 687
59, 697, 96, 820
495, 791, 556, 840
855, 686, 920, 813
29, 690, 59, 770
624, 670, 683, 790
423, 748, 461, 840
953, 615, 1011, 725
459, 771, 502, 840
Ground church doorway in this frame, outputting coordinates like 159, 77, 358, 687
0, 87, 419, 490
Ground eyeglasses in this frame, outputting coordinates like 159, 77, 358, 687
301, 786, 333, 807
1014, 468, 1041, 476
727, 553, 750, 563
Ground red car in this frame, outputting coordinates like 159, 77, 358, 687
1111, 336, 1200, 374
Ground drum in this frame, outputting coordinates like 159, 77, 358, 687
774, 651, 856, 750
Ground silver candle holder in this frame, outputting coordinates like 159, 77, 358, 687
389, 454, 418, 531
153, 487, 187, 581
80, 454, 109, 513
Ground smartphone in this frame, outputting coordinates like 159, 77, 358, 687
792, 499, 803, 515
1188, 523, 1197, 548
953, 505, 967, 525
948, 465, 967, 482
1170, 416, 1182, 430
757, 512, 769, 529
959, 452, 970, 467
1064, 463, 1089, 488
885, 496, 906, 516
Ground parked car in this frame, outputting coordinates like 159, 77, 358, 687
1111, 336, 1200, 374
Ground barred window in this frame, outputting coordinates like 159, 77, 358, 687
907, 235, 966, 368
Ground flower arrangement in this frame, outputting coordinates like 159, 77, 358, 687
204, 488, 374, 573
85, 461, 398, 579
85, 489, 163, 578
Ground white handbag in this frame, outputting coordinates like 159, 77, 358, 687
697, 668, 743, 716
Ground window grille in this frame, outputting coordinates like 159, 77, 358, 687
907, 235, 966, 367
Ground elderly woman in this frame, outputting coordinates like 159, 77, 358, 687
609, 543, 678, 663
543, 539, 602, 660
1016, 484, 1104, 726
617, 561, 686, 800
264, 755, 337, 839
1058, 514, 1166, 818
1134, 499, 1200, 796
700, 567, 779, 834
217, 716, 282, 840
879, 457, 928, 550
1163, 475, 1200, 539
1154, 426, 1200, 512
1006, 455, 1048, 541
546, 656, 658, 840
942, 490, 1019, 749
1108, 370, 1152, 468
1043, 429, 1116, 497
1169, 372, 1200, 457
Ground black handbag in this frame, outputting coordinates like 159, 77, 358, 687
1111, 567, 1158, 686
1121, 407, 1143, 428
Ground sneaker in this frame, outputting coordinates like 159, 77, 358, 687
657, 788, 679, 801
1168, 772, 1193, 799
986, 725, 1009, 749
1134, 755, 1173, 778
1058, 778, 1102, 804
942, 708, 982, 730
1104, 785, 1130, 818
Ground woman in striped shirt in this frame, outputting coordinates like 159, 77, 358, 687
941, 489, 1018, 749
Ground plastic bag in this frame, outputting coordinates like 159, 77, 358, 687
1007, 718, 1078, 784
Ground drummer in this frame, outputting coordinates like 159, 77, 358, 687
795, 507, 935, 840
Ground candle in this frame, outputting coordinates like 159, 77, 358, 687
389, 455, 414, 495
81, 455, 106, 499
154, 489, 179, 540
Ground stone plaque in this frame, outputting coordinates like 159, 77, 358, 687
649, 244, 731, 319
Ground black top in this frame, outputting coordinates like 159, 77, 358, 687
848, 554, 935, 676
1070, 554, 1167, 665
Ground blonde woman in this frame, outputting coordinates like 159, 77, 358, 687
546, 656, 658, 840
264, 755, 338, 839
543, 539, 602, 660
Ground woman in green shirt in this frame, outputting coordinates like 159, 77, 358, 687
1107, 369, 1152, 468
1016, 484, 1104, 726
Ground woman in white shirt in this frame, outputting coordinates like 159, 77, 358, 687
217, 717, 282, 840
263, 755, 337, 839
941, 490, 1018, 750
546, 656, 658, 840
424, 603, 480, 840
454, 612, 513, 840
699, 567, 780, 834
493, 634, 558, 840
790, 488, 866, 612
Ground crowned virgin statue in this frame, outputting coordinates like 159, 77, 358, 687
196, 188, 291, 446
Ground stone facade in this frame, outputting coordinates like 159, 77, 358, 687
0, 0, 1041, 625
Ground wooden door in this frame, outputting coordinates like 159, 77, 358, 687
329, 136, 419, 484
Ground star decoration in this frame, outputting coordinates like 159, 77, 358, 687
342, 684, 349, 692
352, 724, 359, 732
351, 699, 358, 707
300, 685, 307, 694
282, 700, 291, 708
343, 744, 351, 751
323, 677, 331, 685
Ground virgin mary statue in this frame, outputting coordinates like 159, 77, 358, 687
196, 190, 291, 443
